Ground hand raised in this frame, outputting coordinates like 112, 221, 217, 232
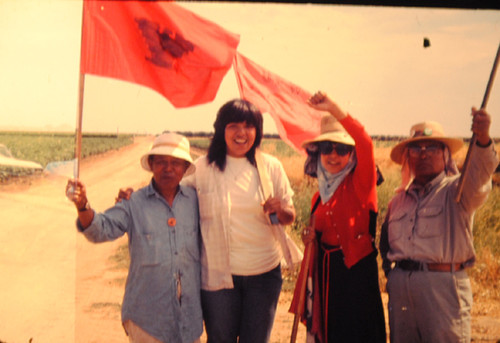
471, 107, 492, 146
307, 91, 347, 120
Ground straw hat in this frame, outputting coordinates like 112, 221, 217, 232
140, 132, 195, 175
390, 121, 464, 164
301, 115, 355, 148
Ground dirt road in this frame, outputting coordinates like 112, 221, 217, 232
0, 136, 153, 343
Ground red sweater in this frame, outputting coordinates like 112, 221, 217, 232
312, 115, 377, 268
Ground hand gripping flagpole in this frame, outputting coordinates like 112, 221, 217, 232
456, 42, 500, 203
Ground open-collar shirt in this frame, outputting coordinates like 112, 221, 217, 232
383, 143, 498, 267
77, 181, 202, 343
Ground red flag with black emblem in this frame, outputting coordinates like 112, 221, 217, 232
233, 52, 323, 153
81, 0, 240, 108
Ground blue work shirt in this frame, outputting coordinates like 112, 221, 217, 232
77, 180, 202, 343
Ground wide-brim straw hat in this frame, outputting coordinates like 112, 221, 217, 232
140, 132, 195, 176
391, 121, 464, 164
301, 115, 355, 148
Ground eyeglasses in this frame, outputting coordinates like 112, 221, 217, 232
407, 144, 443, 158
317, 141, 353, 156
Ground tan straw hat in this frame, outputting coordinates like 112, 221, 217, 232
390, 121, 464, 164
140, 132, 195, 175
301, 115, 355, 148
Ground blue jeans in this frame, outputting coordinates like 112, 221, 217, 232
201, 264, 283, 343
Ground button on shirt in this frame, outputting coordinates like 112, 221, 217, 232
383, 143, 498, 267
77, 181, 202, 343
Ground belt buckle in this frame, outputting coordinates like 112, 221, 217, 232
407, 259, 423, 271
398, 259, 423, 271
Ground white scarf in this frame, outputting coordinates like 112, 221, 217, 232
317, 152, 357, 203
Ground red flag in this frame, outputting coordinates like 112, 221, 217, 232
81, 0, 240, 108
233, 52, 323, 153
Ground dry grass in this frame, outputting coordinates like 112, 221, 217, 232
470, 247, 500, 304
273, 139, 500, 303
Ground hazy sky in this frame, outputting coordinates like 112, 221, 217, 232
1, 0, 499, 138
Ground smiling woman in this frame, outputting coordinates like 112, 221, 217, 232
181, 98, 296, 342
293, 91, 386, 342
224, 122, 257, 158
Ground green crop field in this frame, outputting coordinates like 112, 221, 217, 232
0, 131, 134, 182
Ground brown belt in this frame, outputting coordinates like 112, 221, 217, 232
395, 260, 464, 272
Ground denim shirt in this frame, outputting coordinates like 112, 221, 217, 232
77, 181, 202, 343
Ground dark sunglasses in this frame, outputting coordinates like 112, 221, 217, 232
318, 141, 353, 156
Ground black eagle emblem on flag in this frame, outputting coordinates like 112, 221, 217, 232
135, 18, 194, 68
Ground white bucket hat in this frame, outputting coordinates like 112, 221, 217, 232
301, 115, 355, 148
140, 132, 195, 176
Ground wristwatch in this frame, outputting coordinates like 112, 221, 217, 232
78, 201, 91, 212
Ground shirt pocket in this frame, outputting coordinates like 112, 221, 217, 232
131, 231, 169, 266
388, 209, 407, 243
416, 206, 444, 238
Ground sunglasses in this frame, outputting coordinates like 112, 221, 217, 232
317, 141, 353, 156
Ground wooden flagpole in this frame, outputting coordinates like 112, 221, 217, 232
456, 42, 500, 202
290, 215, 315, 343
290, 241, 312, 343
73, 0, 87, 182
74, 74, 85, 181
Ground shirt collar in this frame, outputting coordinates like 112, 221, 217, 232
145, 178, 187, 199
408, 171, 446, 196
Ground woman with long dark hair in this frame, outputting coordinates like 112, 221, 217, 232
184, 98, 296, 343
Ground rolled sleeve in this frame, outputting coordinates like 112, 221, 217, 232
460, 143, 498, 214
77, 204, 129, 243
